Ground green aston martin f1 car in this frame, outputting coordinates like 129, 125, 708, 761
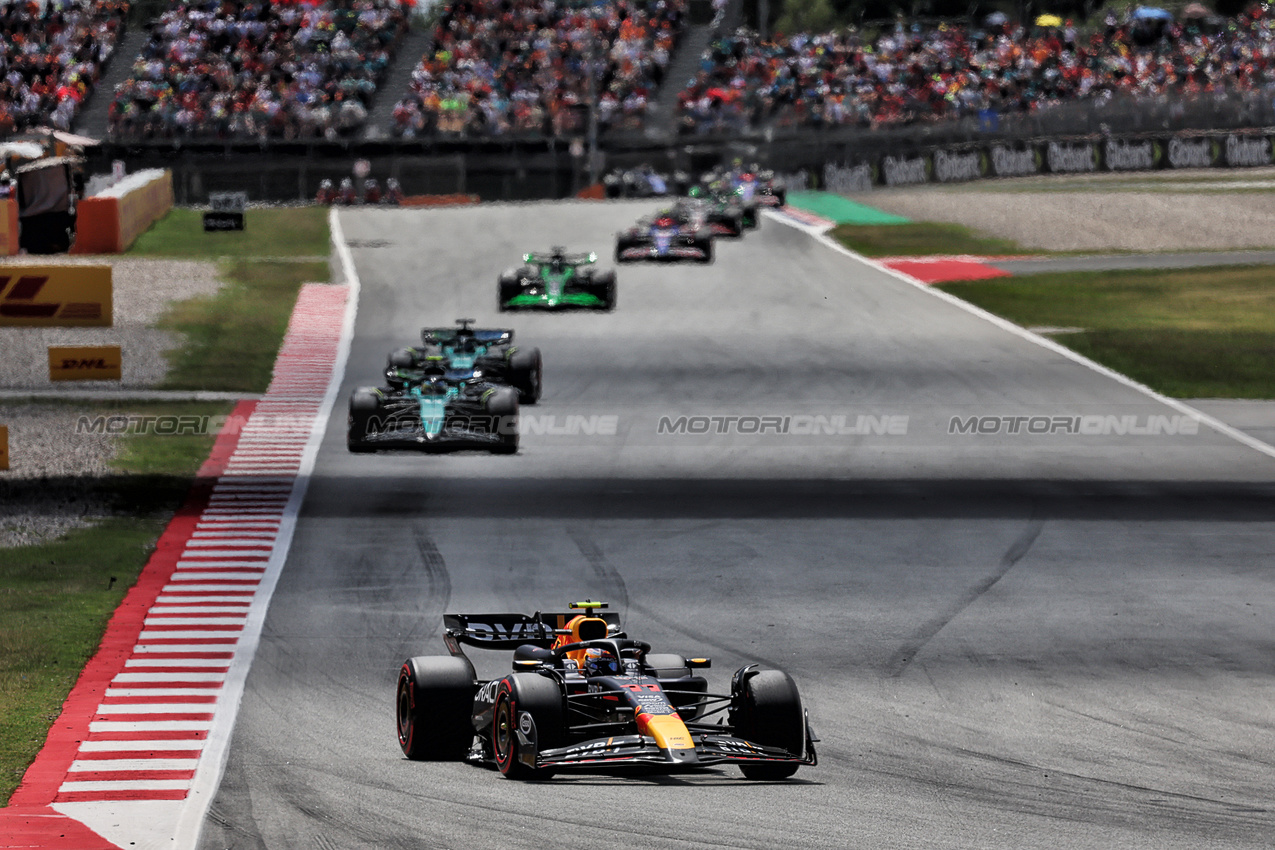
498, 247, 617, 312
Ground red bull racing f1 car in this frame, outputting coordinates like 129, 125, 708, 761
395, 601, 817, 780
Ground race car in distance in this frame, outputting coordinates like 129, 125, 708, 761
699, 163, 786, 210
386, 319, 542, 404
395, 600, 817, 780
498, 247, 616, 312
681, 191, 750, 237
615, 208, 714, 263
348, 364, 518, 454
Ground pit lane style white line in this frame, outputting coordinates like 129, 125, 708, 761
767, 207, 1275, 462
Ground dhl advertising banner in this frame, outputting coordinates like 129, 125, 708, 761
0, 198, 18, 256
0, 264, 112, 326
72, 169, 173, 254
48, 345, 123, 381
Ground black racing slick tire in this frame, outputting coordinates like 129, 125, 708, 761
396, 656, 476, 760
697, 238, 714, 264
508, 347, 543, 404
485, 386, 519, 454
492, 673, 563, 780
592, 269, 617, 312
387, 347, 416, 369
347, 387, 381, 453
498, 270, 522, 312
732, 669, 805, 780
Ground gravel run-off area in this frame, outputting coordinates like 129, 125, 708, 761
857, 169, 1275, 253
0, 257, 226, 547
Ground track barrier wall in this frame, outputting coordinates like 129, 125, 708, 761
84, 128, 1275, 205
72, 169, 173, 254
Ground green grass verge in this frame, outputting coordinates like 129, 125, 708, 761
832, 222, 1031, 257
158, 258, 328, 392
128, 207, 330, 259
0, 402, 231, 804
938, 265, 1275, 398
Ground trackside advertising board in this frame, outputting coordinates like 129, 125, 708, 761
48, 345, 122, 381
0, 265, 112, 327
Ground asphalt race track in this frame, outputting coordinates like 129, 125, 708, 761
198, 202, 1275, 849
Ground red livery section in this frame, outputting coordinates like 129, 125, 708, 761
0, 284, 350, 850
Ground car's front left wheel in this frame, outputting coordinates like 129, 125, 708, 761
396, 656, 476, 760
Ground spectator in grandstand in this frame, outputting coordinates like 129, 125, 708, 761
0, 0, 128, 137
390, 0, 685, 139
107, 0, 406, 141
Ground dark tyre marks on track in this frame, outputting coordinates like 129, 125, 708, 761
886, 514, 1045, 678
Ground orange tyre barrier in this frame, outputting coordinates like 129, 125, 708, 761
71, 169, 173, 254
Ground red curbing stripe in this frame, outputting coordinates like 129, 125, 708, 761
73, 749, 203, 760
61, 769, 196, 783
86, 730, 209, 741
0, 807, 120, 848
54, 789, 190, 803
5, 401, 257, 810
99, 695, 219, 705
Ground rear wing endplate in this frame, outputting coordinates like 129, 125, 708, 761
443, 611, 623, 651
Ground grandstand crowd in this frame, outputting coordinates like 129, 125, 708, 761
0, 0, 128, 137
3, 0, 1275, 141
677, 5, 1275, 133
390, 0, 686, 138
108, 0, 407, 140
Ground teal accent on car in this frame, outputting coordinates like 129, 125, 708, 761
410, 384, 459, 437
442, 343, 487, 370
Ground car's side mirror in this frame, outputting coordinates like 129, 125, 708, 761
686, 658, 711, 669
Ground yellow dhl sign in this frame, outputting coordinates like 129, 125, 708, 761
0, 265, 112, 327
48, 346, 122, 381
0, 426, 8, 470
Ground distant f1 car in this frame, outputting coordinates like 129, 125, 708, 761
615, 209, 714, 263
395, 600, 817, 780
347, 366, 518, 454
387, 319, 542, 404
602, 165, 691, 198
498, 248, 616, 311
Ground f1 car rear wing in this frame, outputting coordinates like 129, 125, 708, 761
443, 611, 623, 651
524, 251, 597, 266
420, 328, 513, 346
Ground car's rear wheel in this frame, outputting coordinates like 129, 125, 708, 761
347, 388, 381, 453
387, 347, 416, 369
396, 656, 476, 760
498, 276, 522, 312
485, 386, 519, 454
493, 674, 562, 779
732, 669, 805, 780
591, 269, 617, 312
508, 347, 543, 404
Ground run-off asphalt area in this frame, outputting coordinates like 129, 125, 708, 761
198, 202, 1275, 849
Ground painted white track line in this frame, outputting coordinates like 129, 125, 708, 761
767, 207, 1275, 462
